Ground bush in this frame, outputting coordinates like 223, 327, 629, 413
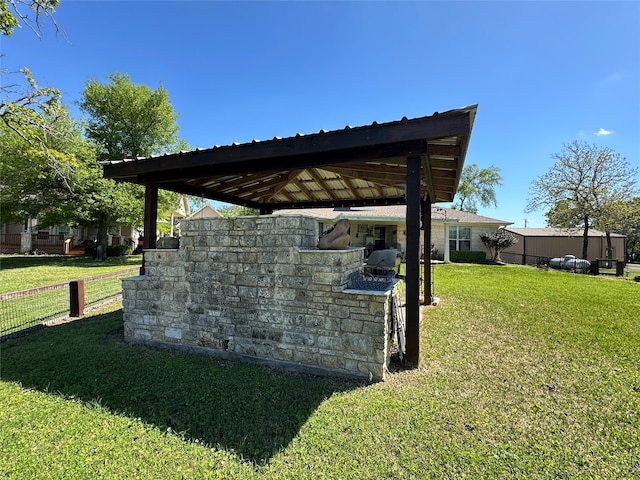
108, 244, 133, 256
84, 244, 133, 257
431, 249, 444, 261
450, 250, 487, 263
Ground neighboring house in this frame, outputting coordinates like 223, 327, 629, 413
0, 219, 138, 254
189, 204, 223, 219
0, 197, 198, 254
501, 228, 626, 264
274, 205, 512, 261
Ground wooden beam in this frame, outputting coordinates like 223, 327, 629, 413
405, 155, 421, 367
325, 165, 406, 187
224, 173, 291, 197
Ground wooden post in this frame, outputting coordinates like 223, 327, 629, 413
422, 196, 432, 305
141, 184, 159, 275
405, 155, 421, 367
69, 280, 85, 317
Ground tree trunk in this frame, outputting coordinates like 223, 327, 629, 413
605, 231, 613, 259
582, 215, 589, 260
95, 212, 110, 261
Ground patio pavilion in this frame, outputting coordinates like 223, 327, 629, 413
102, 105, 477, 368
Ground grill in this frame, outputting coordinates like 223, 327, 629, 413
347, 270, 395, 291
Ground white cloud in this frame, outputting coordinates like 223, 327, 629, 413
594, 128, 613, 136
605, 72, 623, 83
598, 72, 624, 87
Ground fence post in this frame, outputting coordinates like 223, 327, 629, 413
69, 280, 85, 317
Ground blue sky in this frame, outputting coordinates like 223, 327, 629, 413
4, 1, 639, 227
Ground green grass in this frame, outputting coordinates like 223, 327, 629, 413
0, 255, 142, 293
1, 264, 638, 478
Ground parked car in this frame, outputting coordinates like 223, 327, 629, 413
548, 254, 591, 273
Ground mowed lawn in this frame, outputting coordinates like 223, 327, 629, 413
0, 255, 142, 294
0, 263, 638, 478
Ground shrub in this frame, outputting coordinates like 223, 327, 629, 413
431, 249, 444, 261
450, 250, 487, 263
84, 244, 133, 257
479, 229, 518, 262
108, 244, 133, 256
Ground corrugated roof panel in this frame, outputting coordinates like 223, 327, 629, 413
102, 106, 477, 207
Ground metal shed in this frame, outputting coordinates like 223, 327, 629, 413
502, 227, 626, 265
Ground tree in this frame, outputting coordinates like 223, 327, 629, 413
80, 73, 183, 160
1, 0, 60, 38
610, 197, 640, 262
218, 204, 260, 218
78, 73, 187, 258
0, 0, 83, 228
626, 198, 640, 262
527, 140, 638, 260
479, 228, 517, 263
0, 108, 93, 226
452, 164, 502, 214
1, 1, 66, 173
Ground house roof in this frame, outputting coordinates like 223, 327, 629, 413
506, 227, 625, 238
189, 204, 222, 218
275, 205, 511, 225
102, 106, 477, 210
431, 207, 511, 225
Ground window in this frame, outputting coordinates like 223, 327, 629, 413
449, 226, 471, 251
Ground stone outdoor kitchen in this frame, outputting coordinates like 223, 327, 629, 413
103, 106, 477, 381
122, 215, 399, 380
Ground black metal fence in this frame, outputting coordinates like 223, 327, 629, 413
500, 252, 551, 267
1, 267, 139, 340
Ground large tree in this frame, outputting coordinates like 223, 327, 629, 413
0, 109, 93, 226
78, 73, 186, 258
1, 1, 65, 173
0, 0, 82, 227
527, 140, 638, 260
601, 197, 640, 262
622, 198, 640, 262
452, 164, 502, 214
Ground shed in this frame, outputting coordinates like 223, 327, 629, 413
501, 227, 626, 264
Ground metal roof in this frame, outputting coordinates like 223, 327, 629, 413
507, 228, 625, 238
102, 105, 477, 211
274, 205, 511, 225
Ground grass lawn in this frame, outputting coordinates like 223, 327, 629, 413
0, 255, 142, 293
1, 264, 638, 478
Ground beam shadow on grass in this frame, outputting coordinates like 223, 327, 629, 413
0, 309, 363, 463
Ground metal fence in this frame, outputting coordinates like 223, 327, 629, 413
1, 267, 139, 340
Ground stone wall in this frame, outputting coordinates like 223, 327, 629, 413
121, 215, 397, 381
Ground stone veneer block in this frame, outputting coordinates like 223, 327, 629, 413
121, 215, 397, 381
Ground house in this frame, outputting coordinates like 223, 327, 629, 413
274, 205, 512, 262
1, 196, 198, 254
0, 219, 137, 254
501, 228, 626, 264
189, 204, 223, 219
